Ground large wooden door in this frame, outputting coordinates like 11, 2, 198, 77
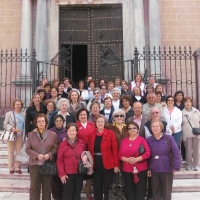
59, 4, 123, 81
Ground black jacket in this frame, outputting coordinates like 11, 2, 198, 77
100, 106, 115, 123
25, 102, 47, 136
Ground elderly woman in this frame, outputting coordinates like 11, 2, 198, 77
88, 101, 100, 122
107, 109, 128, 147
120, 96, 133, 120
88, 114, 119, 200
77, 79, 89, 106
25, 93, 47, 136
57, 123, 87, 200
182, 97, 200, 171
130, 73, 145, 96
131, 86, 146, 105
46, 100, 58, 129
111, 87, 121, 109
163, 95, 182, 147
3, 99, 26, 174
76, 108, 96, 199
107, 81, 115, 94
147, 119, 181, 200
119, 121, 150, 200
87, 88, 104, 111
26, 113, 58, 200
49, 98, 76, 128
68, 89, 85, 117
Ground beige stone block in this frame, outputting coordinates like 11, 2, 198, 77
168, 20, 188, 27
160, 7, 167, 13
14, 9, 22, 17
177, 13, 196, 20
0, 3, 6, 9
187, 20, 200, 27
187, 7, 200, 13
160, 14, 177, 21
161, 27, 178, 34
1, 10, 15, 17
0, 22, 15, 30
6, 16, 21, 23
167, 7, 187, 13
160, 0, 176, 7
160, 20, 169, 27
175, 0, 195, 6
5, 30, 19, 36
167, 33, 189, 40
5, 3, 21, 10
4, 42, 20, 50
178, 27, 196, 34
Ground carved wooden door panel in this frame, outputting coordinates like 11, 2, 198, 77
59, 5, 123, 81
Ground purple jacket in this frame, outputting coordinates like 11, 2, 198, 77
49, 126, 66, 144
147, 134, 181, 172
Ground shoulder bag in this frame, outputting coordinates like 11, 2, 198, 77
166, 135, 174, 166
0, 111, 17, 143
186, 115, 200, 135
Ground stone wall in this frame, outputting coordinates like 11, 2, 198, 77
160, 0, 200, 50
0, 0, 22, 50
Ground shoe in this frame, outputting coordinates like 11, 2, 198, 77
86, 194, 94, 200
16, 170, 22, 174
186, 166, 193, 170
194, 166, 200, 171
9, 170, 14, 174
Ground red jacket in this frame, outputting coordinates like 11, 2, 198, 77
76, 121, 96, 144
56, 138, 85, 177
88, 128, 119, 169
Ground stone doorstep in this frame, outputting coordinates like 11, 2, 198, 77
0, 159, 28, 169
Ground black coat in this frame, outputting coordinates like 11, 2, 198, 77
100, 106, 115, 123
25, 102, 47, 136
131, 95, 147, 105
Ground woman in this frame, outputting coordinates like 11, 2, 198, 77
25, 93, 47, 136
49, 87, 59, 108
68, 89, 85, 117
76, 108, 96, 200
174, 90, 184, 111
100, 84, 112, 101
114, 76, 122, 89
155, 91, 167, 108
99, 79, 106, 87
120, 96, 133, 120
37, 89, 46, 105
3, 99, 26, 174
182, 97, 200, 171
148, 75, 158, 89
88, 80, 97, 101
88, 114, 120, 200
87, 88, 104, 111
52, 78, 59, 89
57, 123, 87, 200
107, 81, 115, 94
131, 86, 146, 105
147, 119, 181, 200
163, 95, 182, 147
26, 113, 58, 200
57, 82, 68, 99
119, 121, 150, 200
88, 101, 100, 122
49, 98, 76, 128
77, 79, 89, 106
46, 100, 58, 129
111, 87, 121, 109
130, 73, 145, 96
155, 84, 166, 102
107, 109, 128, 147
49, 114, 67, 200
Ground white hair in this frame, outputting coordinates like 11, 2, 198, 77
57, 98, 70, 110
112, 108, 126, 121
111, 87, 121, 96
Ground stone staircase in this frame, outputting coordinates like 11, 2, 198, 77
0, 137, 200, 199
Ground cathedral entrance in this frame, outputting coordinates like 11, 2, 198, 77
59, 4, 123, 82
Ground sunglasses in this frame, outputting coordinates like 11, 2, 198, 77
93, 92, 100, 95
115, 115, 124, 118
128, 127, 137, 130
151, 112, 159, 115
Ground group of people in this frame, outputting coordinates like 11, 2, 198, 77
3, 73, 200, 200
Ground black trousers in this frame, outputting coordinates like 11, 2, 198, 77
151, 172, 173, 200
123, 170, 147, 200
181, 141, 186, 161
52, 175, 63, 200
93, 167, 114, 200
62, 174, 84, 200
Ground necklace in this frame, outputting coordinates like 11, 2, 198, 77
129, 136, 137, 146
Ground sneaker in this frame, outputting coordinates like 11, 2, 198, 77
186, 166, 193, 170
194, 166, 200, 171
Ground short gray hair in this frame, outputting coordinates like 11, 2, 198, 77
150, 107, 160, 114
57, 98, 70, 110
93, 88, 101, 94
147, 92, 156, 98
111, 87, 121, 96
112, 108, 126, 121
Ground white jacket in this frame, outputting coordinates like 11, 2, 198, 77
163, 106, 182, 134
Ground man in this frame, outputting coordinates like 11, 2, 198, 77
100, 97, 114, 123
63, 77, 72, 94
120, 80, 132, 97
142, 92, 165, 120
144, 107, 167, 138
127, 102, 149, 137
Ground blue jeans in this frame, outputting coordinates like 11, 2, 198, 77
173, 131, 182, 148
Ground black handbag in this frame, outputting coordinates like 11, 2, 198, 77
139, 144, 145, 155
39, 154, 58, 176
186, 115, 200, 135
166, 135, 174, 167
108, 172, 126, 200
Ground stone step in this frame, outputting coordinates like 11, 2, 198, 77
174, 168, 200, 179
0, 168, 29, 180
172, 179, 200, 192
0, 159, 28, 169
0, 150, 8, 158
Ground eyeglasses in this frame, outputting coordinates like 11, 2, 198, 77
128, 127, 137, 130
94, 92, 100, 95
151, 112, 159, 115
115, 115, 124, 118
37, 120, 45, 123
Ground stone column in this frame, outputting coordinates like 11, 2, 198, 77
133, 0, 145, 74
149, 0, 161, 76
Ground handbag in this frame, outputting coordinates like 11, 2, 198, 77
71, 147, 87, 175
0, 111, 17, 143
139, 144, 145, 155
186, 115, 200, 135
166, 135, 174, 167
108, 172, 126, 200
39, 154, 58, 176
